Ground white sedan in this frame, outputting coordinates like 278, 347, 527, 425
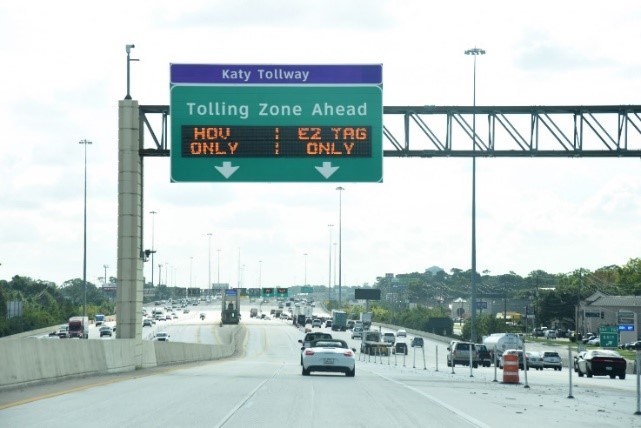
301, 339, 356, 377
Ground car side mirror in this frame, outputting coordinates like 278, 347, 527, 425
298, 339, 303, 344
352, 348, 357, 353
301, 347, 305, 351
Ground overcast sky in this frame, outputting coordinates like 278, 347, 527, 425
1, 1, 641, 291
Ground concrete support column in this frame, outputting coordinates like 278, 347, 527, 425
117, 100, 143, 363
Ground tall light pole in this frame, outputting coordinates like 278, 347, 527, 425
149, 210, 157, 286
207, 233, 213, 296
465, 47, 486, 343
217, 249, 221, 289
333, 242, 337, 299
79, 139, 92, 325
189, 256, 194, 297
303, 253, 308, 286
336, 186, 345, 305
328, 224, 334, 303
103, 264, 109, 287
259, 260, 262, 288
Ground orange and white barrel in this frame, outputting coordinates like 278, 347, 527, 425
502, 353, 520, 384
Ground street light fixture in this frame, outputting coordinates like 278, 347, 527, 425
336, 186, 345, 305
464, 47, 486, 343
79, 139, 92, 326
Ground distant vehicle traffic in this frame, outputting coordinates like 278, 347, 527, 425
411, 337, 424, 348
542, 351, 562, 370
57, 324, 69, 338
301, 339, 356, 377
500, 349, 528, 370
94, 314, 105, 326
299, 332, 333, 364
351, 327, 363, 339
99, 326, 113, 337
447, 341, 479, 368
383, 332, 396, 345
331, 310, 347, 331
393, 342, 408, 355
68, 316, 88, 339
361, 331, 390, 356
476, 344, 492, 367
155, 332, 170, 341
575, 350, 626, 379
526, 352, 544, 370
483, 333, 523, 364
396, 329, 407, 337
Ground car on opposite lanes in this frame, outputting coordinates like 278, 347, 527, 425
575, 349, 626, 379
447, 341, 479, 368
397, 329, 407, 337
526, 351, 544, 370
542, 351, 562, 370
301, 339, 356, 377
155, 332, 170, 341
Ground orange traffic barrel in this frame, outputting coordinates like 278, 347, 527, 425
502, 353, 520, 384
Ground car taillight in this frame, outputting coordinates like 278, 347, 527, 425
304, 349, 315, 356
344, 350, 354, 357
592, 357, 624, 365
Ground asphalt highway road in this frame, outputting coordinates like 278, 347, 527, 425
2, 303, 640, 427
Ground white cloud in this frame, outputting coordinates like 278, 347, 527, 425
2, 1, 641, 287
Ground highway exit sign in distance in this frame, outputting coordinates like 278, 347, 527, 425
169, 64, 383, 183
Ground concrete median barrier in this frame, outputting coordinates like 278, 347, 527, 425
0, 325, 245, 390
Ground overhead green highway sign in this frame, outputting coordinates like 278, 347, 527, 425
169, 64, 383, 183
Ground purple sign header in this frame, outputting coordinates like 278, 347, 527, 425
170, 64, 382, 85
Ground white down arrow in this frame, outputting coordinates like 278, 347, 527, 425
315, 162, 339, 179
215, 161, 239, 179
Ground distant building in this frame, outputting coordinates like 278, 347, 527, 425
578, 292, 641, 342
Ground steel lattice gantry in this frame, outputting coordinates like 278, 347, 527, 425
138, 104, 641, 158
